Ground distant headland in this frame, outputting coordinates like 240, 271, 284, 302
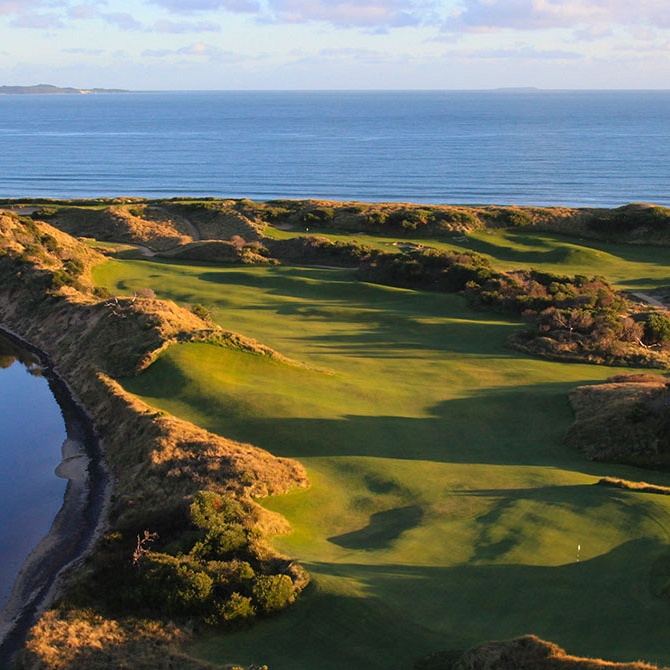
0, 84, 129, 95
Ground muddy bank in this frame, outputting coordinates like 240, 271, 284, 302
0, 328, 111, 667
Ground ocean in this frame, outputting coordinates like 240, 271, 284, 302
0, 89, 668, 207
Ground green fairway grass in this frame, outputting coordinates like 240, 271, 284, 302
264, 225, 670, 290
93, 243, 670, 669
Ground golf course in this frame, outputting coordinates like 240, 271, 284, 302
86, 219, 670, 669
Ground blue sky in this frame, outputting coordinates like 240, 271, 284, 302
0, 0, 668, 89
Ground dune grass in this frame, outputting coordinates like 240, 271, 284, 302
92, 244, 670, 669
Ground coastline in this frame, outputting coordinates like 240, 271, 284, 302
0, 327, 112, 667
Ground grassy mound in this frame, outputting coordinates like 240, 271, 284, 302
20, 611, 216, 670
566, 374, 670, 465
416, 635, 665, 670
160, 239, 272, 265
160, 201, 265, 242
46, 205, 194, 251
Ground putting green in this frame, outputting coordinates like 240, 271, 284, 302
94, 247, 670, 669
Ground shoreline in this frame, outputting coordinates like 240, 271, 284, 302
0, 327, 112, 667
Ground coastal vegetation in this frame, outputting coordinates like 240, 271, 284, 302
2, 198, 670, 668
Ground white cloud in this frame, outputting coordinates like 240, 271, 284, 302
67, 5, 98, 19
319, 46, 388, 61
153, 18, 221, 31
62, 47, 104, 53
178, 42, 217, 55
142, 42, 240, 60
572, 24, 613, 42
102, 11, 145, 29
149, 0, 433, 29
149, 0, 260, 14
265, 0, 425, 28
0, 1, 148, 30
446, 0, 670, 32
0, 1, 39, 15
10, 11, 63, 27
465, 44, 583, 60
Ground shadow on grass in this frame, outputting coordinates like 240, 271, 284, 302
189, 538, 670, 670
125, 365, 624, 474
174, 380, 601, 468
455, 233, 600, 267
329, 505, 425, 550
460, 484, 670, 562
198, 267, 363, 303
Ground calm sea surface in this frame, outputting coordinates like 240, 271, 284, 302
0, 339, 66, 610
0, 90, 668, 207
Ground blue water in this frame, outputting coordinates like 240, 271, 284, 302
0, 90, 668, 207
0, 346, 66, 610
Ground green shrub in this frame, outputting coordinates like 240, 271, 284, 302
212, 592, 257, 626
140, 554, 213, 616
190, 490, 244, 530
40, 234, 59, 253
252, 574, 296, 613
644, 313, 670, 346
190, 525, 248, 560
191, 303, 211, 321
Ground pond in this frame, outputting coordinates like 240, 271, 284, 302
0, 331, 109, 664
0, 335, 67, 611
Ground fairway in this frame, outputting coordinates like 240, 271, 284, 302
94, 239, 670, 669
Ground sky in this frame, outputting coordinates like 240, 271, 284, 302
0, 0, 669, 90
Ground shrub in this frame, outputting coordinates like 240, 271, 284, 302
252, 574, 296, 613
140, 554, 213, 616
213, 592, 257, 626
190, 490, 244, 530
190, 525, 248, 560
644, 313, 670, 346
190, 303, 211, 321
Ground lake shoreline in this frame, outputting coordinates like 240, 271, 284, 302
0, 327, 112, 668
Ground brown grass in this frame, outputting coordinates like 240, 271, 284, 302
566, 378, 670, 466
596, 477, 670, 496
449, 635, 666, 670
49, 206, 193, 251
18, 610, 215, 669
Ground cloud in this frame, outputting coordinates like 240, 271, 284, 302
465, 44, 583, 60
319, 46, 389, 61
0, 1, 39, 16
153, 19, 221, 32
142, 42, 240, 60
62, 47, 104, 54
0, 2, 148, 30
178, 42, 218, 55
150, 0, 430, 28
10, 12, 63, 28
445, 0, 670, 33
67, 5, 100, 20
265, 0, 424, 28
149, 0, 260, 14
572, 24, 613, 42
102, 12, 145, 30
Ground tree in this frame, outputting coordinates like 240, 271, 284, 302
644, 312, 670, 346
251, 574, 296, 613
